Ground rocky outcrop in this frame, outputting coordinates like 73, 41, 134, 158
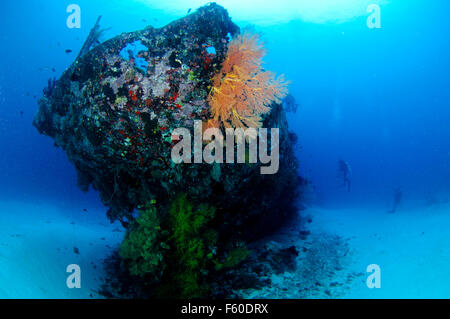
34, 3, 303, 297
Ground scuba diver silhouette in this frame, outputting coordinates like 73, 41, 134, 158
388, 187, 403, 213
338, 159, 352, 192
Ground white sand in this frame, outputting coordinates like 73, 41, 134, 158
1, 197, 449, 299
308, 202, 450, 298
0, 200, 124, 299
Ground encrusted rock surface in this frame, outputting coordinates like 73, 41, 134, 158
34, 3, 301, 242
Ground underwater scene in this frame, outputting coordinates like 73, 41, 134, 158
0, 0, 449, 301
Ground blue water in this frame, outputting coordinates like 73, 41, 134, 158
0, 0, 449, 298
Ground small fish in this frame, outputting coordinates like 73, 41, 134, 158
52, 67, 56, 72
65, 49, 72, 54
187, 8, 192, 14
73, 247, 80, 255
142, 19, 147, 23
83, 208, 88, 212
19, 111, 24, 116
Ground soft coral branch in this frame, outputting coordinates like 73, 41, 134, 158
207, 31, 289, 129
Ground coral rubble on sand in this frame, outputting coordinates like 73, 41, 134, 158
33, 3, 303, 298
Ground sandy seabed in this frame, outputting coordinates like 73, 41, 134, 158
0, 199, 449, 299
0, 200, 124, 298
238, 202, 450, 299
310, 202, 450, 298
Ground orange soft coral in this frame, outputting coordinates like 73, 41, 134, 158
207, 31, 288, 129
